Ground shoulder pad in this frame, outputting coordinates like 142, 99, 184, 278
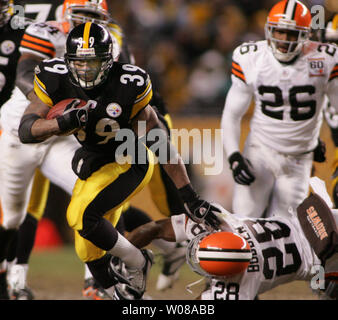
34, 58, 67, 106
25, 22, 63, 40
234, 41, 264, 57
21, 22, 64, 59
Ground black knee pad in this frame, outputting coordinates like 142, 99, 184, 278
79, 217, 119, 251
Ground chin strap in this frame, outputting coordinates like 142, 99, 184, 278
186, 277, 205, 295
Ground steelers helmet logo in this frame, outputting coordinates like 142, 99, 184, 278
106, 103, 122, 118
1, 40, 15, 55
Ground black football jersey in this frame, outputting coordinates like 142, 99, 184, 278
0, 16, 28, 107
34, 58, 153, 155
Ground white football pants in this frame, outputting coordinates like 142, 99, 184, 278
232, 134, 313, 218
0, 130, 79, 229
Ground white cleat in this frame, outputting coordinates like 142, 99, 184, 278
7, 264, 34, 300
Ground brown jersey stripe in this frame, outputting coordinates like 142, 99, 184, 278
232, 68, 246, 83
232, 61, 244, 74
22, 34, 55, 48
329, 71, 338, 81
331, 64, 338, 73
21, 40, 55, 57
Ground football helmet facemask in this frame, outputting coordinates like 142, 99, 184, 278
65, 22, 115, 89
0, 0, 12, 27
265, 0, 312, 62
186, 231, 252, 278
62, 0, 110, 29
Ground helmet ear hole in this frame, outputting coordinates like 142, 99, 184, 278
187, 231, 252, 278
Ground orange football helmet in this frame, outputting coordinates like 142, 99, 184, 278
265, 0, 312, 62
186, 231, 252, 278
62, 0, 110, 30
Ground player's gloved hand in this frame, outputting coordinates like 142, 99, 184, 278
56, 99, 94, 133
313, 138, 326, 163
178, 184, 221, 229
228, 152, 255, 185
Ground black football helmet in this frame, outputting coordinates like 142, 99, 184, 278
64, 22, 113, 89
0, 0, 11, 27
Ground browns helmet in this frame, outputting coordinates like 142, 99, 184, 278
265, 0, 312, 62
186, 231, 252, 278
62, 0, 110, 30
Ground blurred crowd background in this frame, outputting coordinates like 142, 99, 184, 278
105, 0, 338, 116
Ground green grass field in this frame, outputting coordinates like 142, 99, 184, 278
27, 245, 317, 300
28, 245, 203, 300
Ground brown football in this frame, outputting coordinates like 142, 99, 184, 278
46, 98, 87, 120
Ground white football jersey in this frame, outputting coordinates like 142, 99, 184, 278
231, 40, 338, 154
171, 211, 320, 300
0, 21, 66, 135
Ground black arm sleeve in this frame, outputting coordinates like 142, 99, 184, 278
18, 113, 41, 143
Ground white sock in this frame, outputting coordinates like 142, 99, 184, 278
108, 232, 145, 269
84, 264, 92, 280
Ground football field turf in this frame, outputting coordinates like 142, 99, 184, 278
27, 245, 317, 300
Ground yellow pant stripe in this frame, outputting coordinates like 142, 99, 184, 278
27, 169, 50, 220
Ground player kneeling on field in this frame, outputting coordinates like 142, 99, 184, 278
126, 177, 338, 300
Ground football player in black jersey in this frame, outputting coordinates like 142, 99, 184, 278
0, 0, 184, 300
0, 0, 28, 106
0, 0, 53, 300
18, 22, 221, 299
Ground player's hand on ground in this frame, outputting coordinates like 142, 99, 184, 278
228, 152, 255, 185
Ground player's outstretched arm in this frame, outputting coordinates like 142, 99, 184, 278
127, 218, 175, 249
222, 84, 255, 185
